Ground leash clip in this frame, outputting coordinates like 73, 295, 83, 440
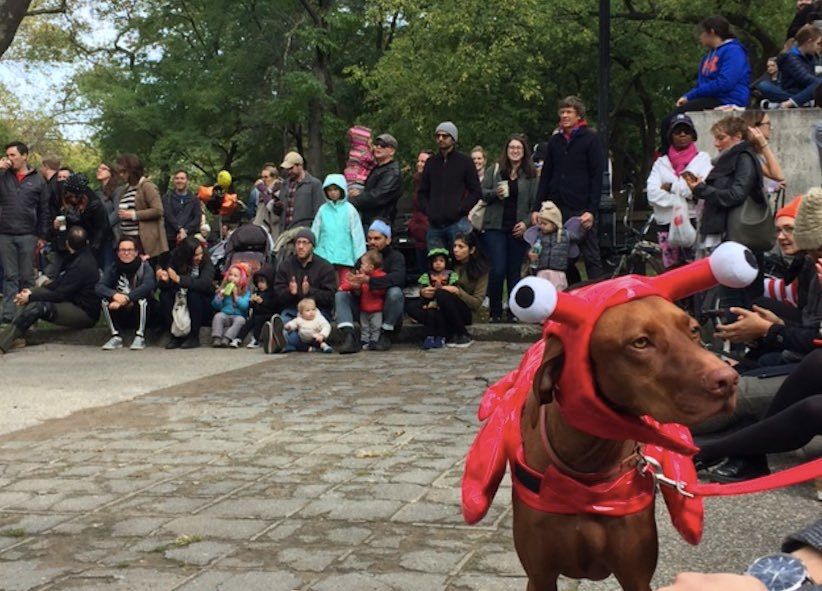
638, 455, 695, 498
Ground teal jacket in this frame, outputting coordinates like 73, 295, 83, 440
312, 174, 367, 267
211, 290, 251, 318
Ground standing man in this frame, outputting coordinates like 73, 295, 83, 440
533, 96, 605, 282
251, 163, 282, 237
348, 133, 403, 230
162, 169, 200, 249
0, 142, 51, 324
277, 152, 324, 235
418, 122, 482, 250
336, 219, 406, 353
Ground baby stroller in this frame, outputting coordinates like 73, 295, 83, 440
212, 223, 274, 279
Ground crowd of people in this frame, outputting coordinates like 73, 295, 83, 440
0, 12, 821, 484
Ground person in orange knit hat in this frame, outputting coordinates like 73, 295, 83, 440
716, 189, 822, 366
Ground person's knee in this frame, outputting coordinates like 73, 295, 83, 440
385, 287, 403, 306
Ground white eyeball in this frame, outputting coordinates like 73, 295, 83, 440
709, 242, 759, 288
509, 276, 557, 324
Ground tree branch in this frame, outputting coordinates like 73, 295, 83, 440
25, 0, 65, 16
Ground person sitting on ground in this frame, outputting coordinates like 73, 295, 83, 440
47, 173, 111, 278
776, 24, 822, 109
647, 114, 712, 268
236, 263, 276, 349
695, 348, 822, 483
158, 236, 216, 349
282, 297, 333, 353
661, 16, 751, 151
526, 201, 571, 291
417, 248, 458, 310
211, 263, 251, 348
716, 189, 822, 363
339, 250, 387, 350
311, 173, 366, 285
96, 237, 156, 351
0, 226, 100, 354
336, 219, 406, 354
406, 231, 489, 349
262, 228, 337, 354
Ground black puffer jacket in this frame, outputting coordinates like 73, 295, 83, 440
273, 253, 338, 311
250, 263, 278, 317
693, 141, 764, 237
0, 168, 51, 237
29, 247, 101, 321
52, 188, 111, 255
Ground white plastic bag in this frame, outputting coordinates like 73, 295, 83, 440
668, 195, 697, 248
171, 289, 192, 337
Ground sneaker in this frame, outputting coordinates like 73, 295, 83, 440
229, 338, 240, 349
361, 342, 370, 351
129, 335, 146, 350
212, 337, 223, 348
102, 335, 123, 350
246, 338, 260, 349
369, 340, 378, 350
320, 342, 333, 353
373, 331, 391, 351
270, 315, 286, 353
432, 336, 446, 348
221, 337, 231, 348
447, 333, 474, 348
422, 336, 436, 350
261, 321, 274, 354
165, 336, 184, 349
308, 346, 317, 352
489, 316, 503, 324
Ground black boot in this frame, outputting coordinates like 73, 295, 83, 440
710, 456, 770, 483
0, 324, 24, 354
338, 327, 360, 354
373, 330, 392, 351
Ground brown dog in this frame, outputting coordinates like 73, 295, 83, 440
514, 296, 738, 591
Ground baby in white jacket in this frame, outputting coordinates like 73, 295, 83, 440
284, 298, 333, 353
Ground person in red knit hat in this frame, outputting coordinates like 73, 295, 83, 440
717, 189, 822, 368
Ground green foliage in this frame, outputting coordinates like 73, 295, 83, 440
6, 0, 796, 190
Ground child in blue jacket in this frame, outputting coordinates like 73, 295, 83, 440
211, 263, 251, 348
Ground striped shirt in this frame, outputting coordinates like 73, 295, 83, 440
119, 186, 138, 236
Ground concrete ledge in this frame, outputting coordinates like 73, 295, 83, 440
25, 321, 542, 348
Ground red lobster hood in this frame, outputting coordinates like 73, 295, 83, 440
509, 242, 759, 455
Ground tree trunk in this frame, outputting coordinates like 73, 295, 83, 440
306, 96, 323, 174
0, 0, 33, 58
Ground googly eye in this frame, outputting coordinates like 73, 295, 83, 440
509, 276, 558, 324
709, 242, 759, 289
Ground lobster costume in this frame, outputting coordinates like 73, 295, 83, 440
461, 242, 761, 545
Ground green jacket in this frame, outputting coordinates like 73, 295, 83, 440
454, 261, 488, 312
480, 164, 538, 230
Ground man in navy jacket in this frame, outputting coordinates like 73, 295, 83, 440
533, 96, 605, 283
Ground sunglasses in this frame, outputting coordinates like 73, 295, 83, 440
373, 141, 390, 148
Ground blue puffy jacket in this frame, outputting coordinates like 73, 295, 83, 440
311, 173, 367, 267
685, 38, 751, 107
777, 46, 821, 104
212, 289, 251, 318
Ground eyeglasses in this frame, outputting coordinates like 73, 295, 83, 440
373, 141, 389, 148
261, 174, 271, 179
756, 120, 772, 128
776, 226, 794, 235
117, 248, 137, 253
434, 133, 451, 140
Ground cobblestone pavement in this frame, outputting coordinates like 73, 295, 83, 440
0, 343, 818, 591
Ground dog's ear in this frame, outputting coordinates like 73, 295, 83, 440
533, 337, 564, 407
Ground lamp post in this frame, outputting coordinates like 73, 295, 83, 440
598, 0, 617, 254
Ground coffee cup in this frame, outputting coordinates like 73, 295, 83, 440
55, 215, 66, 231
497, 181, 510, 199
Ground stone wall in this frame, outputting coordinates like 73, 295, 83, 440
689, 110, 822, 197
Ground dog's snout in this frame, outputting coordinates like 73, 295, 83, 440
704, 366, 738, 398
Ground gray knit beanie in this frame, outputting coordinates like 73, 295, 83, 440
435, 121, 458, 143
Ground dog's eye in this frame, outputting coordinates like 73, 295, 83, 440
631, 337, 651, 349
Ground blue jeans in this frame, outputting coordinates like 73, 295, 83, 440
335, 286, 404, 331
426, 217, 472, 251
482, 229, 529, 318
754, 80, 790, 102
0, 234, 38, 323
280, 306, 333, 351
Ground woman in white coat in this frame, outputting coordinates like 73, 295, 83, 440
646, 114, 712, 268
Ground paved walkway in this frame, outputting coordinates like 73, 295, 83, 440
0, 343, 818, 590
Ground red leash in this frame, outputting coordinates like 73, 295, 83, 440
641, 456, 822, 499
